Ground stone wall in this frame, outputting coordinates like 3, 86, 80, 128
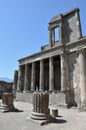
68, 52, 80, 106
16, 91, 67, 108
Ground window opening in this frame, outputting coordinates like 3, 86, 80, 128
55, 27, 59, 42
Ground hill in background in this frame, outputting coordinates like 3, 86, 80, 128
0, 77, 13, 82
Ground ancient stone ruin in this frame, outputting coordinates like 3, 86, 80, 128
30, 91, 50, 120
13, 8, 86, 111
0, 93, 15, 112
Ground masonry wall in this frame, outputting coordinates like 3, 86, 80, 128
68, 52, 80, 106
62, 10, 81, 44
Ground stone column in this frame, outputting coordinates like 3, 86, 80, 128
31, 62, 35, 91
59, 23, 63, 43
13, 70, 18, 97
17, 66, 23, 92
64, 53, 72, 106
40, 59, 44, 91
49, 57, 54, 91
52, 28, 55, 46
0, 93, 15, 112
79, 49, 86, 110
60, 53, 66, 92
30, 92, 50, 120
24, 64, 29, 92
49, 29, 52, 47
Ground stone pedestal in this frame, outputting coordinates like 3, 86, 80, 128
52, 108, 58, 117
30, 91, 50, 120
0, 93, 15, 112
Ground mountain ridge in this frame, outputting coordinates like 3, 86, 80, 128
0, 77, 13, 82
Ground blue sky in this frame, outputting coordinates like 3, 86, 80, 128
0, 0, 86, 79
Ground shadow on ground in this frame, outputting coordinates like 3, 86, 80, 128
50, 115, 67, 124
2, 108, 24, 113
14, 108, 24, 112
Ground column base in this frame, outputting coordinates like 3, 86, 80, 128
61, 88, 66, 92
39, 89, 44, 92
31, 89, 35, 92
79, 100, 86, 111
23, 90, 31, 93
26, 113, 52, 126
49, 90, 53, 93
30, 112, 50, 120
0, 103, 16, 112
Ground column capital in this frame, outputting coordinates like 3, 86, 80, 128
60, 52, 65, 57
32, 61, 35, 64
49, 56, 53, 60
25, 63, 28, 66
77, 48, 86, 54
40, 59, 44, 62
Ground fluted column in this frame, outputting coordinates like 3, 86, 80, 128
60, 53, 66, 92
40, 59, 44, 91
79, 49, 86, 110
31, 62, 35, 91
49, 57, 54, 91
24, 64, 29, 92
13, 70, 18, 97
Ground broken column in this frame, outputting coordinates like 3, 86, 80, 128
30, 91, 50, 120
0, 93, 15, 112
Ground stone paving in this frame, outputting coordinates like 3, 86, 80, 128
0, 100, 86, 130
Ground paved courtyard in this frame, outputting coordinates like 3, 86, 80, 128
0, 100, 86, 130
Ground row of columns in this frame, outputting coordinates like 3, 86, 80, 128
13, 49, 86, 110
15, 55, 65, 92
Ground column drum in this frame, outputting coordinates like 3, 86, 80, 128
1, 93, 15, 111
30, 91, 50, 120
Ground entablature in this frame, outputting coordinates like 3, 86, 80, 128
65, 37, 86, 53
19, 45, 64, 66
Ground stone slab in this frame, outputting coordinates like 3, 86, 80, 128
26, 115, 52, 126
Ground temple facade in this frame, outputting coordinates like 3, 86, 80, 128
13, 8, 86, 110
